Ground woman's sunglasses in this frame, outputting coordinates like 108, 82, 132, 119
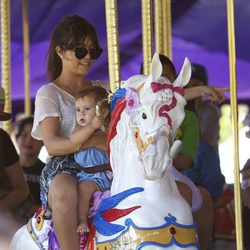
73, 47, 103, 60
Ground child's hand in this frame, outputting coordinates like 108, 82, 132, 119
91, 115, 105, 130
201, 86, 230, 104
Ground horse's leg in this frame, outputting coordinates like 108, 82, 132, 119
193, 186, 214, 250
77, 181, 99, 233
49, 175, 79, 250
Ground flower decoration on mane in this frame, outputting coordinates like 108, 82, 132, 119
125, 87, 140, 116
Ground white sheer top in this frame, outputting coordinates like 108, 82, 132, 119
32, 81, 109, 140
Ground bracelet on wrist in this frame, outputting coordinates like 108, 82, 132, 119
75, 143, 82, 152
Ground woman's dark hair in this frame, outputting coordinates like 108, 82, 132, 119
47, 15, 101, 82
14, 116, 34, 139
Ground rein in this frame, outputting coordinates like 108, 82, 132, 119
131, 126, 153, 156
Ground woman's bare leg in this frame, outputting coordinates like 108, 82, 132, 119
48, 174, 79, 250
77, 181, 99, 233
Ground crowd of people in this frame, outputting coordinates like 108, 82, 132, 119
0, 14, 249, 250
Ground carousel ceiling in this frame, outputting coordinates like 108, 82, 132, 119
1, 0, 249, 101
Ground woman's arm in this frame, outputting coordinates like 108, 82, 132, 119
184, 86, 230, 103
40, 117, 106, 156
0, 161, 29, 209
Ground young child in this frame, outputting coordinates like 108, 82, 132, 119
70, 86, 112, 233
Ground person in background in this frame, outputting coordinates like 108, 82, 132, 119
241, 159, 250, 250
0, 86, 29, 238
13, 116, 44, 206
188, 64, 221, 152
155, 54, 214, 250
184, 140, 225, 203
184, 64, 226, 250
184, 65, 225, 203
242, 114, 250, 210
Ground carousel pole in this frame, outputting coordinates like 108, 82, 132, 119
105, 0, 120, 93
154, 0, 172, 59
22, 0, 31, 116
162, 0, 172, 59
226, 0, 243, 249
1, 0, 11, 133
141, 0, 153, 75
154, 0, 163, 54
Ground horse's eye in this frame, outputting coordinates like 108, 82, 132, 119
142, 112, 147, 119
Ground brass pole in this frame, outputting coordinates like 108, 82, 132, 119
141, 0, 153, 75
1, 0, 11, 133
226, 0, 243, 249
105, 0, 120, 93
162, 0, 172, 59
154, 0, 163, 54
22, 0, 31, 116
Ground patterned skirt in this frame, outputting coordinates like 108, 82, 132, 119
40, 155, 80, 208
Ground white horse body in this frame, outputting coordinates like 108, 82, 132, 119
11, 53, 198, 250
93, 54, 197, 249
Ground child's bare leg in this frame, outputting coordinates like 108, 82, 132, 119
77, 181, 99, 233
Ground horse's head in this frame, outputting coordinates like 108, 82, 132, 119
109, 53, 191, 181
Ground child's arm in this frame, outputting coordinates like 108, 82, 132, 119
70, 124, 96, 145
184, 86, 230, 103
81, 131, 107, 151
70, 115, 105, 145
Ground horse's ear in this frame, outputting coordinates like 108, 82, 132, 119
149, 52, 162, 82
173, 57, 191, 88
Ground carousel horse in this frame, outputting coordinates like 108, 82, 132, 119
10, 53, 199, 250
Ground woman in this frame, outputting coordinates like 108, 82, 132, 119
31, 15, 109, 250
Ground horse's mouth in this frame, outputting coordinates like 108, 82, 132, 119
140, 136, 172, 180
